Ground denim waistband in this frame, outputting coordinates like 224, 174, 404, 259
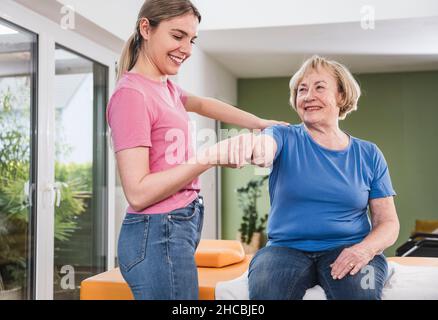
127, 195, 203, 215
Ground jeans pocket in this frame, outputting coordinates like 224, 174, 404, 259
168, 203, 197, 221
118, 214, 150, 273
167, 200, 201, 251
195, 203, 204, 248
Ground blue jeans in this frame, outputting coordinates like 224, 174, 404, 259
248, 245, 388, 300
117, 196, 204, 300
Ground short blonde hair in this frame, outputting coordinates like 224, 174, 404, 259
289, 55, 361, 120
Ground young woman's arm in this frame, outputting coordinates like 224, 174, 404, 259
116, 115, 279, 211
116, 135, 249, 211
184, 95, 288, 129
116, 147, 213, 211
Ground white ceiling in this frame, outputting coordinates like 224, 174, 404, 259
197, 17, 438, 77
192, 0, 438, 31
51, 0, 438, 78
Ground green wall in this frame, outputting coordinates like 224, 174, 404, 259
221, 71, 438, 256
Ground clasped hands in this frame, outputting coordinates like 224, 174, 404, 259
199, 132, 275, 169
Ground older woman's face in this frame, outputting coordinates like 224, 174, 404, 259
296, 68, 341, 125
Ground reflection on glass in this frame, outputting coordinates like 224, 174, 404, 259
0, 19, 37, 300
54, 45, 107, 300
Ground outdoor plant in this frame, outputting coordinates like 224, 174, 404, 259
0, 83, 88, 292
236, 175, 269, 245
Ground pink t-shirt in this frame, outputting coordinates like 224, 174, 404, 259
107, 72, 200, 214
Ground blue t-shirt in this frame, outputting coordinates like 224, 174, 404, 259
263, 123, 396, 252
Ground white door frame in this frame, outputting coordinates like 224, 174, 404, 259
1, 0, 119, 299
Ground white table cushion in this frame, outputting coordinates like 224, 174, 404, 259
215, 262, 438, 300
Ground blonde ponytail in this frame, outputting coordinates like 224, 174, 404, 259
117, 32, 141, 81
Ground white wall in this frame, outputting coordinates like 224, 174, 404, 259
176, 45, 237, 239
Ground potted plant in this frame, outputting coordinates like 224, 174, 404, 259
236, 175, 269, 254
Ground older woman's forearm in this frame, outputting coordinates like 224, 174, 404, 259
358, 220, 400, 255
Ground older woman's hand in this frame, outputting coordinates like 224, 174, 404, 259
330, 244, 376, 280
200, 133, 255, 168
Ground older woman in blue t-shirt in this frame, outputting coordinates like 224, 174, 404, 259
244, 55, 400, 300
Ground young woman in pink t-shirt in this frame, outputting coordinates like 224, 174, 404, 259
107, 0, 286, 300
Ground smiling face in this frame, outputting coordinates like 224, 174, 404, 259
141, 13, 199, 77
295, 67, 343, 126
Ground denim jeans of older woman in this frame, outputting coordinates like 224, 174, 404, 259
248, 245, 388, 300
117, 196, 204, 300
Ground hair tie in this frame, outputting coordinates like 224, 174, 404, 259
133, 24, 142, 50
134, 32, 140, 47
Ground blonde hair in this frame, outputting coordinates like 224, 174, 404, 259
289, 55, 361, 120
117, 0, 201, 81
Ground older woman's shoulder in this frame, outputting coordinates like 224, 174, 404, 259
350, 136, 384, 157
268, 123, 302, 132
266, 123, 303, 137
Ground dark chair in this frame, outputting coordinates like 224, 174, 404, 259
396, 232, 438, 257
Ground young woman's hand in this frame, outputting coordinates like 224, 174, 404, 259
258, 119, 289, 129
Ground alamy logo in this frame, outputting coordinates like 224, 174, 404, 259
360, 5, 376, 30
60, 265, 75, 290
360, 265, 376, 290
60, 5, 75, 30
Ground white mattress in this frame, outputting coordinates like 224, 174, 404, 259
215, 262, 438, 300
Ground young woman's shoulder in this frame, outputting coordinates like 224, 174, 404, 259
107, 77, 151, 126
113, 73, 147, 98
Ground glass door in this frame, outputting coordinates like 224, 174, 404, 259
53, 45, 108, 299
0, 1, 117, 299
0, 19, 37, 300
